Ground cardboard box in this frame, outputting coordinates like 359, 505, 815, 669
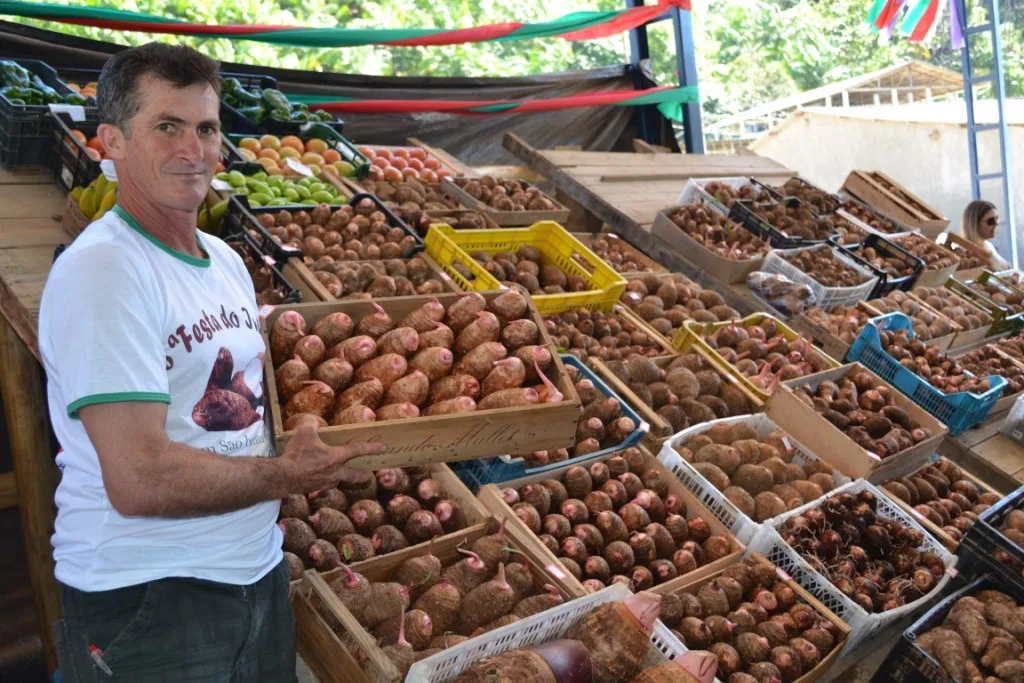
650, 206, 765, 284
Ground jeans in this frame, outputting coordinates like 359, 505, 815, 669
53, 559, 296, 682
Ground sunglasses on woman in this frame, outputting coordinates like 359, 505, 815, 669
985, 217, 999, 226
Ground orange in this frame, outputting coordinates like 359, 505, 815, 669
369, 166, 386, 181
409, 148, 426, 160
256, 157, 278, 171
84, 147, 102, 162
419, 169, 438, 183
259, 134, 281, 150
238, 137, 261, 152
87, 137, 106, 154
407, 158, 424, 171
383, 167, 402, 182
390, 156, 408, 171
70, 129, 87, 145
278, 147, 301, 160
393, 148, 410, 159
436, 168, 452, 179
371, 156, 389, 169
375, 147, 392, 160
300, 152, 325, 167
215, 161, 225, 173
322, 149, 340, 164
258, 148, 281, 161
357, 145, 376, 159
280, 135, 304, 152
401, 168, 420, 180
266, 166, 285, 176
305, 138, 328, 155
423, 157, 440, 170
238, 148, 257, 161
321, 164, 339, 177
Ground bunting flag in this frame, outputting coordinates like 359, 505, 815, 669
285, 86, 700, 121
865, 0, 947, 45
0, 0, 690, 48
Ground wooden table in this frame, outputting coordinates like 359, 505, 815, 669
940, 408, 1024, 494
0, 166, 67, 675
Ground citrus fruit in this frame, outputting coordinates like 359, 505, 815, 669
280, 136, 303, 152
322, 149, 340, 164
305, 139, 328, 155
258, 148, 281, 161
259, 135, 281, 150
238, 137, 261, 152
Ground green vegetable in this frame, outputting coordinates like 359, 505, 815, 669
260, 88, 290, 111
236, 105, 266, 123
0, 60, 30, 87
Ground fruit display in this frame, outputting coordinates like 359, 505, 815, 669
662, 556, 842, 682
952, 248, 988, 271
278, 466, 475, 572
894, 233, 959, 271
355, 179, 462, 234
745, 199, 837, 242
802, 304, 873, 346
620, 273, 741, 341
701, 181, 774, 210
269, 291, 568, 430
865, 291, 957, 342
875, 328, 995, 394
781, 247, 871, 288
579, 234, 664, 273
497, 448, 737, 591
603, 353, 755, 433
745, 272, 815, 316
422, 211, 495, 234
452, 592, 664, 683
969, 276, 1024, 314
842, 241, 918, 280
700, 317, 835, 391
776, 487, 946, 614
221, 76, 334, 125
665, 204, 770, 262
790, 367, 934, 459
234, 134, 356, 178
322, 525, 570, 678
307, 256, 448, 299
69, 173, 117, 222
774, 178, 840, 215
994, 508, 1024, 568
830, 217, 870, 246
838, 200, 905, 235
454, 246, 592, 296
672, 420, 841, 522
227, 239, 294, 306
515, 362, 636, 467
356, 145, 454, 184
450, 176, 561, 212
543, 307, 667, 361
955, 345, 1024, 397
63, 79, 96, 100
882, 459, 1000, 546
0, 60, 86, 106
996, 336, 1024, 362
216, 169, 348, 208
913, 286, 993, 333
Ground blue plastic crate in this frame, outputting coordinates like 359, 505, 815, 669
847, 312, 1006, 435
450, 354, 645, 492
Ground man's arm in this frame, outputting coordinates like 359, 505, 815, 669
80, 402, 381, 518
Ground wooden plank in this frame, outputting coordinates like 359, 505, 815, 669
0, 168, 55, 185
538, 149, 791, 171
0, 471, 16, 511
0, 221, 68, 249
939, 434, 1021, 495
469, 165, 547, 183
632, 139, 672, 154
0, 184, 66, 219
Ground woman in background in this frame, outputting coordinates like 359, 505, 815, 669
961, 199, 1011, 271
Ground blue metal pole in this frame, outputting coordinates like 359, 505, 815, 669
988, 0, 1018, 269
626, 0, 661, 144
672, 6, 704, 153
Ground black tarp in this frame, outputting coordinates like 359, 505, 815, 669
0, 21, 678, 163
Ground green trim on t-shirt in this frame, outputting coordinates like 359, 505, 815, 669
112, 205, 211, 268
67, 391, 172, 419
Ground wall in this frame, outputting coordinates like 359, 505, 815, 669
751, 111, 1024, 264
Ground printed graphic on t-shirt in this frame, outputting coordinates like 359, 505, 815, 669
192, 346, 266, 431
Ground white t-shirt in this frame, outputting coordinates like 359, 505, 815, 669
39, 205, 282, 591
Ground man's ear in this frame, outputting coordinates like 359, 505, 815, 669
97, 123, 127, 161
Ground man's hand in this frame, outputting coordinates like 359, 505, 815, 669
279, 415, 383, 494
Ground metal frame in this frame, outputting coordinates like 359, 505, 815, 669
956, 0, 1017, 268
626, 0, 704, 153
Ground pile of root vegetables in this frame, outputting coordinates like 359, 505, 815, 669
544, 308, 666, 361
620, 273, 741, 341
882, 459, 1000, 545
278, 466, 471, 573
228, 240, 291, 306
969, 278, 1024, 314
307, 256, 448, 299
749, 200, 836, 242
325, 525, 567, 678
956, 345, 1024, 397
777, 488, 946, 615
603, 353, 755, 433
830, 218, 870, 246
877, 329, 995, 395
802, 304, 872, 346
665, 204, 770, 261
672, 421, 839, 523
419, 210, 493, 233
774, 179, 840, 215
914, 286, 993, 332
662, 557, 841, 683
843, 242, 918, 279
997, 336, 1024, 362
358, 179, 461, 222
701, 318, 833, 391
790, 367, 935, 459
915, 589, 1024, 683
453, 176, 560, 212
894, 234, 959, 271
258, 200, 419, 261
452, 245, 590, 296
995, 510, 1024, 572
516, 363, 636, 467
270, 291, 565, 430
579, 236, 658, 274
499, 448, 736, 592
865, 292, 957, 342
838, 200, 905, 235
781, 247, 871, 288
702, 181, 775, 210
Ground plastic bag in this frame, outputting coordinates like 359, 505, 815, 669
746, 271, 816, 316
1002, 393, 1024, 446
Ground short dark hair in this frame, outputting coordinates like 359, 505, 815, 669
97, 42, 221, 133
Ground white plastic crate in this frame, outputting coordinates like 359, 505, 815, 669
761, 243, 879, 309
656, 414, 850, 545
747, 480, 957, 652
406, 584, 688, 682
677, 176, 751, 216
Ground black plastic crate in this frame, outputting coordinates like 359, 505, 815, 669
832, 232, 925, 299
225, 123, 371, 177
870, 574, 1022, 683
225, 228, 302, 305
48, 110, 102, 193
53, 67, 99, 104
770, 176, 841, 215
0, 58, 91, 169
959, 483, 1024, 585
729, 197, 834, 249
219, 73, 344, 137
837, 194, 914, 235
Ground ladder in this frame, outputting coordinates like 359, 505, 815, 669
956, 0, 1017, 268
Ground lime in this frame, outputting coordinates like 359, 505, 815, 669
311, 190, 334, 203
248, 192, 272, 205
227, 170, 246, 187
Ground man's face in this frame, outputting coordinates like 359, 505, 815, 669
101, 74, 220, 213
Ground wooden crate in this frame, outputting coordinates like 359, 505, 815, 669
262, 293, 581, 467
767, 363, 948, 484
842, 170, 949, 238
650, 206, 765, 284
571, 231, 668, 274
862, 296, 962, 353
938, 232, 991, 282
60, 193, 89, 240
909, 289, 996, 350
293, 518, 584, 683
441, 176, 570, 226
891, 233, 960, 288
653, 552, 851, 683
476, 445, 745, 597
423, 208, 501, 233
283, 252, 460, 303
789, 302, 879, 363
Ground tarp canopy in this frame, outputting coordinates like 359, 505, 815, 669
0, 21, 679, 163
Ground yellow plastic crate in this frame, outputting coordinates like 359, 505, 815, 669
424, 222, 627, 314
672, 312, 841, 402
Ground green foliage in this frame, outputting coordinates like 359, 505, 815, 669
10, 0, 1023, 123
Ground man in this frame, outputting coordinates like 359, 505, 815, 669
39, 42, 381, 682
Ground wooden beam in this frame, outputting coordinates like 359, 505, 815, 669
0, 314, 60, 675
0, 471, 15, 510
631, 139, 672, 154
